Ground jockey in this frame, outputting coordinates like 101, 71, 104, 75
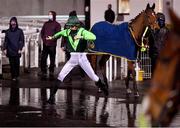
46, 16, 108, 104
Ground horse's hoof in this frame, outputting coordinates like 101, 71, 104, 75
134, 92, 139, 97
126, 88, 132, 94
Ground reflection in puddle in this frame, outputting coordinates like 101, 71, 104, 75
0, 86, 143, 127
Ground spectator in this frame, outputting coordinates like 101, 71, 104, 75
40, 11, 61, 79
46, 15, 108, 104
149, 12, 169, 75
104, 4, 115, 23
3, 17, 24, 81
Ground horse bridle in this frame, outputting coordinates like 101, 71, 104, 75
128, 10, 156, 48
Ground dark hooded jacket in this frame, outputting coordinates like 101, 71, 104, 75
149, 13, 169, 56
4, 17, 24, 57
41, 11, 61, 46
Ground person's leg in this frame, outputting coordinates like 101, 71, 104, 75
79, 54, 99, 81
9, 57, 16, 80
79, 54, 108, 96
40, 44, 49, 76
49, 46, 56, 77
47, 79, 61, 104
47, 54, 78, 104
14, 56, 20, 79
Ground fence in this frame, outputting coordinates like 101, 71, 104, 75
105, 51, 152, 81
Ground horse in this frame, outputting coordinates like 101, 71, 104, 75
140, 9, 180, 127
90, 3, 159, 96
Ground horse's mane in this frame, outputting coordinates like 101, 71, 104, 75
130, 10, 145, 24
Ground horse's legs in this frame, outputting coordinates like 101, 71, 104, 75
132, 68, 139, 97
125, 69, 132, 94
88, 54, 97, 73
99, 55, 110, 87
126, 62, 133, 94
126, 62, 139, 97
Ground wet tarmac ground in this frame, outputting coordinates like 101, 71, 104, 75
0, 68, 180, 127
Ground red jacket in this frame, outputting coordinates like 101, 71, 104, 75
41, 20, 61, 46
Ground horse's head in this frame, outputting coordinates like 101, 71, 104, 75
141, 9, 180, 127
144, 3, 159, 30
129, 3, 159, 48
140, 3, 160, 52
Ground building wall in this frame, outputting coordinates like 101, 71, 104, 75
0, 0, 180, 25
90, 0, 159, 27
0, 0, 84, 16
90, 0, 117, 27
173, 0, 180, 17
90, 0, 180, 27
123, 0, 159, 22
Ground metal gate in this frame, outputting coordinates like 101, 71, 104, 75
105, 50, 152, 81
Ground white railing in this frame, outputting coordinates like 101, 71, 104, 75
105, 51, 152, 81
0, 15, 85, 28
0, 29, 39, 75
139, 51, 152, 79
0, 29, 66, 73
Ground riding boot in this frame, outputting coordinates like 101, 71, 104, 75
95, 79, 109, 96
47, 79, 61, 104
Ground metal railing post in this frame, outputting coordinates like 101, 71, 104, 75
0, 38, 2, 78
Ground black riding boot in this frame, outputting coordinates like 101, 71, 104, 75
95, 79, 109, 96
47, 79, 61, 104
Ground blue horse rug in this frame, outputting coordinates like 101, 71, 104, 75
91, 21, 137, 61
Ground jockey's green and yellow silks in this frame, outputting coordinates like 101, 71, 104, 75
53, 27, 96, 52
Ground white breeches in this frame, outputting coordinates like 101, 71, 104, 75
57, 53, 99, 82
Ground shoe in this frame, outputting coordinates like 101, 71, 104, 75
126, 88, 132, 94
12, 78, 16, 81
98, 88, 102, 93
12, 77, 18, 82
95, 79, 109, 96
134, 91, 139, 97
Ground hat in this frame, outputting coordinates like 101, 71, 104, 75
66, 16, 80, 26
157, 12, 165, 21
69, 10, 77, 17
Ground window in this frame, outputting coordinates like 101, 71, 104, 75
118, 0, 130, 15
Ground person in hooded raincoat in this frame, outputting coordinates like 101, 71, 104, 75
3, 17, 24, 81
40, 11, 61, 79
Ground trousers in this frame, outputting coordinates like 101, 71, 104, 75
58, 53, 99, 82
41, 44, 56, 73
9, 56, 20, 79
